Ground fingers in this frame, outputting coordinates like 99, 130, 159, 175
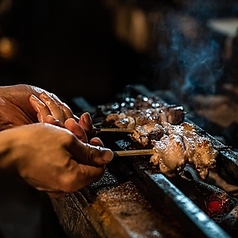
78, 112, 95, 138
29, 93, 95, 143
41, 142, 112, 198
40, 92, 74, 122
90, 137, 104, 146
12, 124, 112, 198
71, 140, 114, 166
61, 102, 75, 119
44, 115, 65, 128
64, 118, 113, 166
64, 118, 88, 142
29, 93, 95, 141
29, 94, 51, 122
65, 112, 95, 141
29, 92, 75, 123
39, 92, 66, 122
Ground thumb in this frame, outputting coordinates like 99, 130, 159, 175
70, 139, 114, 166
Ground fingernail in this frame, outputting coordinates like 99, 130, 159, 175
82, 112, 92, 124
101, 148, 114, 162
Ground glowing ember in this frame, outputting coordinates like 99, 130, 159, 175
206, 194, 230, 217
208, 200, 223, 214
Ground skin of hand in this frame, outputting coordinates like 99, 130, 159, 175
29, 92, 95, 141
0, 84, 113, 197
0, 84, 74, 131
29, 91, 75, 124
0, 123, 113, 198
29, 93, 109, 175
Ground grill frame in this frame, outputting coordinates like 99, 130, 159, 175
51, 85, 238, 238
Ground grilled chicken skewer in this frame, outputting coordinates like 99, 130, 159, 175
95, 95, 218, 179
109, 121, 218, 180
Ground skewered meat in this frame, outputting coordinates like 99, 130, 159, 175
105, 104, 185, 146
106, 106, 185, 128
150, 122, 218, 179
106, 113, 136, 129
185, 134, 217, 179
150, 134, 187, 176
131, 123, 164, 146
103, 96, 217, 179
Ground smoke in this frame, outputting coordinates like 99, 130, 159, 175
179, 39, 224, 96
155, 9, 225, 98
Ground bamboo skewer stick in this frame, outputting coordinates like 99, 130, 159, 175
95, 128, 134, 133
113, 149, 154, 157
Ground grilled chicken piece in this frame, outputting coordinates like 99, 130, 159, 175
105, 105, 185, 128
151, 122, 218, 179
131, 123, 164, 146
162, 121, 195, 135
187, 133, 218, 179
106, 113, 136, 129
126, 109, 162, 125
182, 129, 217, 179
167, 106, 185, 125
150, 134, 187, 176
105, 105, 184, 146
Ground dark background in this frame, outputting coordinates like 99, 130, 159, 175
1, 0, 237, 106
0, 0, 153, 105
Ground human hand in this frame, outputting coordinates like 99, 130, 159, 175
0, 84, 73, 130
0, 123, 113, 198
29, 91, 75, 124
29, 91, 95, 142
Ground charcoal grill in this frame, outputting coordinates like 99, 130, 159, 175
51, 85, 238, 238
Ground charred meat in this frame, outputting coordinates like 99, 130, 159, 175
101, 96, 218, 179
131, 123, 165, 146
105, 103, 185, 145
150, 134, 187, 176
105, 106, 185, 127
150, 122, 218, 179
